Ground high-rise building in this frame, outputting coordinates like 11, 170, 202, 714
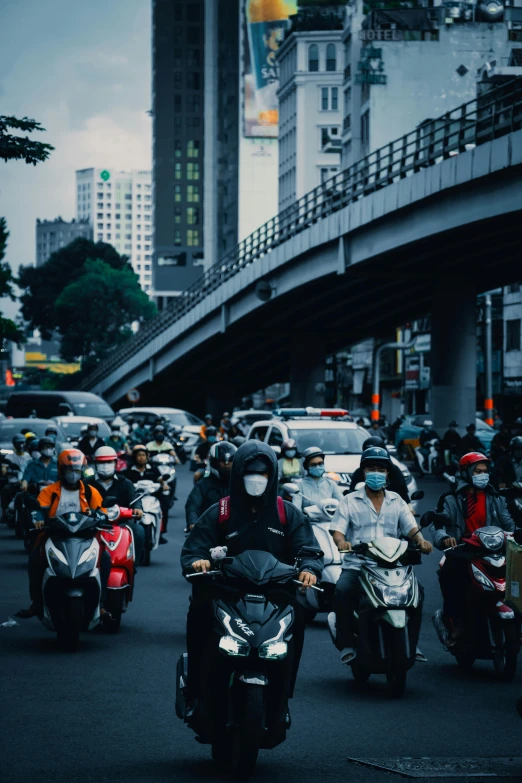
341, 0, 520, 168
75, 167, 153, 292
36, 217, 92, 266
277, 9, 344, 214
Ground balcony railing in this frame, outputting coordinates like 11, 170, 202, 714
79, 78, 522, 391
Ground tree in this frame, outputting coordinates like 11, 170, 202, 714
0, 116, 54, 165
19, 238, 130, 339
53, 259, 156, 367
0, 218, 24, 345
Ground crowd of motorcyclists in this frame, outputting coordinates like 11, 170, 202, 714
2, 405, 522, 774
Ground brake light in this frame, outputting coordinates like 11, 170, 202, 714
317, 409, 349, 418
273, 407, 350, 418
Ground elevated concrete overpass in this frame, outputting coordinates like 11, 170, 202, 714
80, 80, 522, 429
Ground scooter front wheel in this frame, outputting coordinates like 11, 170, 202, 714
231, 684, 264, 781
493, 622, 518, 682
384, 627, 408, 698
57, 597, 83, 652
105, 591, 124, 632
142, 526, 152, 566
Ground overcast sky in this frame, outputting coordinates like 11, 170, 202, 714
0, 0, 151, 302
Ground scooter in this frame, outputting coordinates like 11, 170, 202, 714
430, 520, 521, 681
414, 438, 441, 476
332, 538, 424, 698
134, 479, 163, 566
151, 453, 177, 507
25, 497, 110, 651
282, 482, 341, 620
176, 545, 323, 780
3, 464, 22, 528
98, 502, 136, 631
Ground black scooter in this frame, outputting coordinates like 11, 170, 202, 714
176, 546, 322, 781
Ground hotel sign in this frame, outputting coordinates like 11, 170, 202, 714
360, 29, 405, 42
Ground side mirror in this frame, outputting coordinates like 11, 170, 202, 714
271, 445, 281, 456
296, 546, 324, 560
282, 482, 300, 495
411, 490, 424, 501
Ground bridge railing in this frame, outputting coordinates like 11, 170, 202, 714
80, 78, 522, 390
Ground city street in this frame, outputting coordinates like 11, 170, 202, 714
1, 467, 522, 783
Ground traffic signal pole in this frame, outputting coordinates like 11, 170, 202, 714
372, 341, 414, 422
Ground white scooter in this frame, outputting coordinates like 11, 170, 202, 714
134, 479, 163, 566
282, 482, 341, 620
414, 438, 440, 476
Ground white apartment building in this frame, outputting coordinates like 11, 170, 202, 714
277, 29, 344, 214
76, 168, 153, 293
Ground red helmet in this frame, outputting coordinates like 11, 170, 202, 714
459, 452, 490, 470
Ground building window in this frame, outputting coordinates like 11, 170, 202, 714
97, 222, 103, 229
326, 43, 337, 71
116, 233, 121, 239
187, 2, 201, 22
309, 44, 319, 72
175, 140, 182, 158
187, 162, 199, 180
175, 162, 182, 180
115, 213, 121, 220
174, 94, 182, 113
125, 243, 132, 250
97, 212, 103, 219
187, 48, 200, 68
125, 233, 132, 240
361, 109, 370, 144
187, 184, 199, 203
506, 319, 521, 352
187, 229, 199, 246
187, 26, 199, 44
187, 72, 200, 90
187, 139, 200, 158
321, 87, 338, 111
187, 207, 199, 225
188, 95, 201, 113
174, 230, 182, 246
106, 233, 111, 240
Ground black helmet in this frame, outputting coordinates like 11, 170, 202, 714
362, 436, 385, 451
231, 435, 246, 448
12, 434, 26, 448
204, 413, 213, 422
45, 426, 58, 436
449, 420, 458, 428
88, 422, 99, 430
302, 446, 325, 468
511, 436, 522, 453
466, 422, 476, 432
360, 446, 392, 469
209, 441, 237, 478
111, 423, 121, 432
38, 436, 55, 451
153, 425, 165, 435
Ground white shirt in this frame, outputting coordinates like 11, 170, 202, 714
56, 488, 81, 516
330, 486, 417, 568
292, 475, 344, 511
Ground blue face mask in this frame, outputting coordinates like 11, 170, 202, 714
365, 472, 387, 491
285, 449, 296, 459
309, 465, 325, 478
208, 436, 217, 443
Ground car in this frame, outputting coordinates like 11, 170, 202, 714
4, 391, 115, 422
395, 415, 495, 455
53, 416, 111, 447
231, 409, 274, 435
117, 406, 203, 455
247, 408, 419, 501
0, 418, 69, 456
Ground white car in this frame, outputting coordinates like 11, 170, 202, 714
53, 415, 111, 446
247, 409, 418, 500
117, 406, 203, 455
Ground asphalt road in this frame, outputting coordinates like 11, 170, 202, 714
1, 468, 521, 783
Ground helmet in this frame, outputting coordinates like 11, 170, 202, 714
87, 422, 99, 431
94, 446, 118, 462
45, 426, 58, 436
422, 420, 433, 428
510, 436, 522, 454
110, 423, 121, 432
12, 434, 26, 448
38, 437, 55, 452
204, 413, 213, 422
362, 436, 385, 451
282, 439, 298, 457
302, 446, 325, 468
58, 448, 86, 473
132, 444, 148, 457
209, 441, 237, 478
231, 435, 246, 448
360, 446, 392, 469
458, 452, 490, 481
24, 431, 37, 442
449, 420, 458, 428
153, 425, 165, 435
466, 422, 476, 432
222, 411, 230, 419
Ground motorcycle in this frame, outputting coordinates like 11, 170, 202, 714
25, 497, 111, 651
176, 546, 323, 780
430, 521, 520, 680
499, 482, 522, 527
414, 438, 442, 477
134, 479, 163, 566
282, 482, 341, 620
151, 453, 177, 507
170, 426, 188, 464
333, 538, 424, 698
98, 501, 136, 631
15, 480, 54, 549
2, 463, 22, 528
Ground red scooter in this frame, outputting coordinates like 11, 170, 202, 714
433, 525, 521, 680
99, 506, 136, 631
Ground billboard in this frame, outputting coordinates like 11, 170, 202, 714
242, 0, 297, 138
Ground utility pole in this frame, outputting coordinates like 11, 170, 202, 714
372, 341, 414, 422
484, 294, 494, 426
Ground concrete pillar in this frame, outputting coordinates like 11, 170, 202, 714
290, 339, 326, 408
431, 278, 476, 434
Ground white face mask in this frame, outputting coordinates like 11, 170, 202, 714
243, 474, 268, 497
472, 473, 489, 489
97, 462, 116, 478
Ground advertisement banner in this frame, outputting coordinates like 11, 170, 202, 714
242, 0, 297, 138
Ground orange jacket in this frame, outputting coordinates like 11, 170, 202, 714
37, 480, 104, 518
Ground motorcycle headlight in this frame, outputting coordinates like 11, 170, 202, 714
471, 564, 494, 591
369, 575, 414, 606
219, 635, 250, 657
126, 542, 134, 559
259, 641, 288, 659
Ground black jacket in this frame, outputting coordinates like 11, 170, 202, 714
124, 463, 161, 484
87, 473, 143, 511
420, 428, 439, 447
185, 472, 229, 528
180, 440, 323, 577
77, 436, 106, 459
459, 434, 484, 456
442, 429, 461, 450
350, 462, 410, 503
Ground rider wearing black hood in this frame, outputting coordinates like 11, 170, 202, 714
181, 441, 323, 704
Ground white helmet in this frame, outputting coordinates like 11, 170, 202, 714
93, 446, 118, 462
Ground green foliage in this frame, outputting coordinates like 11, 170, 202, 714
54, 259, 156, 365
19, 238, 130, 339
0, 116, 54, 165
0, 217, 24, 345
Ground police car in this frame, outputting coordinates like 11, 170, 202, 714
247, 408, 418, 499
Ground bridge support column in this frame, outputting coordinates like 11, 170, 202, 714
430, 278, 476, 434
290, 339, 326, 408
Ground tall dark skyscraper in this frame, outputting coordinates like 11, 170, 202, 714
152, 0, 240, 308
